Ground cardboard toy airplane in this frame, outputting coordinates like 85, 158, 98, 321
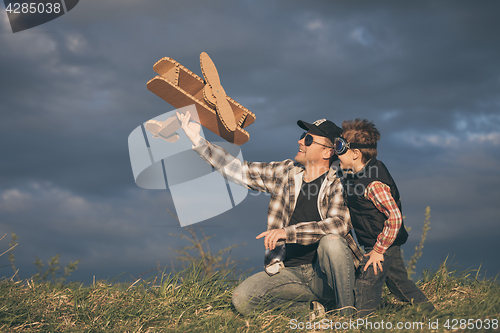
146, 52, 256, 145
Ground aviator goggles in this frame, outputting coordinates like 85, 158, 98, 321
300, 132, 333, 148
334, 137, 377, 155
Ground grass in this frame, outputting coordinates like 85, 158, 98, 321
2, 210, 499, 332
1, 261, 499, 332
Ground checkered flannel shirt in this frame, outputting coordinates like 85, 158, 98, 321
364, 181, 403, 254
192, 138, 363, 268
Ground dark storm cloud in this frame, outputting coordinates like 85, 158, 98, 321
1, 1, 499, 282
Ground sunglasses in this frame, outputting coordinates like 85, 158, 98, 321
300, 132, 333, 148
334, 137, 377, 155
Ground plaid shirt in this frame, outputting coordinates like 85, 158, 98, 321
193, 138, 363, 267
364, 181, 403, 254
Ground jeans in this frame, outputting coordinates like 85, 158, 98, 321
232, 234, 355, 316
355, 245, 434, 316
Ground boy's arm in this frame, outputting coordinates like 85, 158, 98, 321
364, 181, 402, 254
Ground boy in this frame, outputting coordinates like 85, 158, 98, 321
334, 119, 435, 316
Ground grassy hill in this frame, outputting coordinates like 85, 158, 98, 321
1, 260, 499, 332
2, 209, 499, 332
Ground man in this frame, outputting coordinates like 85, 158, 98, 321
177, 111, 362, 316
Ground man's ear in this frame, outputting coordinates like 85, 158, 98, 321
323, 148, 335, 160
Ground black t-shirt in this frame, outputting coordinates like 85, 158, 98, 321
284, 172, 327, 267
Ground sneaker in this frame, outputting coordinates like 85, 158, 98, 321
309, 301, 325, 321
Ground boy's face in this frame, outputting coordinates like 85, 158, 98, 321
337, 148, 356, 171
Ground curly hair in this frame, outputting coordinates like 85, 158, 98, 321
341, 119, 381, 163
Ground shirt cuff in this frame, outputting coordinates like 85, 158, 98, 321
284, 225, 297, 243
373, 242, 387, 254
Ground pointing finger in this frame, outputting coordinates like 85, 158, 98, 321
256, 231, 268, 239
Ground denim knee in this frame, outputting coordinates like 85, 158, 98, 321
317, 234, 346, 257
232, 283, 252, 316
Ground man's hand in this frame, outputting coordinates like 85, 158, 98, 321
363, 250, 385, 275
256, 229, 286, 250
177, 111, 202, 144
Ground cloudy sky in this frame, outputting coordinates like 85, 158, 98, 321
1, 1, 499, 283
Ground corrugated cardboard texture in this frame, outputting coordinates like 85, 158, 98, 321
147, 53, 256, 145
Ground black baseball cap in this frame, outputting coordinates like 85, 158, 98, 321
297, 119, 342, 144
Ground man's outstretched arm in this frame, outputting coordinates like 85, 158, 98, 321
177, 111, 294, 194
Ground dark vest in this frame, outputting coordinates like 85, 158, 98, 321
340, 158, 408, 248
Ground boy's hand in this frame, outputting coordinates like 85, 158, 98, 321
256, 229, 286, 250
363, 250, 385, 275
